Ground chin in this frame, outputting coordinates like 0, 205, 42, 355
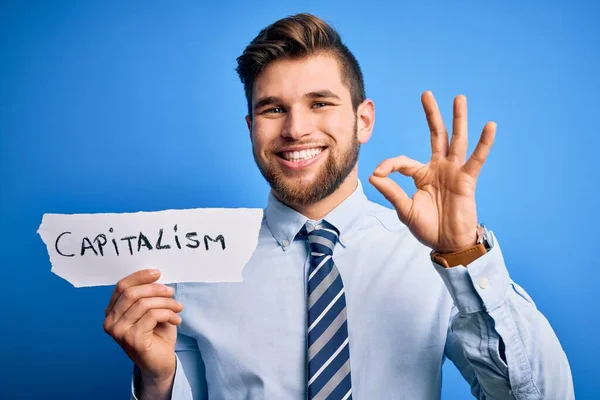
282, 171, 319, 185
255, 139, 360, 208
277, 177, 316, 197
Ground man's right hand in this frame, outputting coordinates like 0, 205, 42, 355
103, 269, 184, 396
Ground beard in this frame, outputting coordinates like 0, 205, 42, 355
252, 120, 360, 208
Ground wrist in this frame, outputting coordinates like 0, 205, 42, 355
140, 374, 175, 400
139, 362, 176, 400
433, 226, 479, 254
431, 224, 493, 268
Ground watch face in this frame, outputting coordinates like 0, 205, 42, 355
481, 224, 494, 250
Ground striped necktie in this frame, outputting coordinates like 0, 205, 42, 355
305, 221, 352, 400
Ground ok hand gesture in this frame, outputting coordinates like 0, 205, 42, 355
369, 91, 496, 253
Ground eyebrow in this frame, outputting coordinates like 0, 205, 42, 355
253, 90, 342, 112
305, 90, 341, 101
253, 96, 280, 111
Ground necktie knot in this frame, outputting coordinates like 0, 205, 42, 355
306, 221, 339, 257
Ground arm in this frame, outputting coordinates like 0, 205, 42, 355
131, 311, 208, 400
102, 269, 185, 400
369, 91, 573, 398
436, 232, 574, 399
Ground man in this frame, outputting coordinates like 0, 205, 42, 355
103, 13, 574, 399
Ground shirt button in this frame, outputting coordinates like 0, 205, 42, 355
479, 277, 489, 289
283, 240, 290, 247
339, 236, 346, 245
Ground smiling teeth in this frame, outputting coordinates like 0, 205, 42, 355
282, 148, 323, 162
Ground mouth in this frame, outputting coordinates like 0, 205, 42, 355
274, 146, 327, 170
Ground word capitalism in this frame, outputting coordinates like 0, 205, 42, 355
54, 224, 226, 257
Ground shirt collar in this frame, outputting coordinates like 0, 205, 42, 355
265, 180, 368, 250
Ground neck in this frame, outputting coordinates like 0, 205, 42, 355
275, 168, 359, 221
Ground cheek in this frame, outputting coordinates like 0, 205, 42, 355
252, 122, 280, 154
319, 112, 355, 144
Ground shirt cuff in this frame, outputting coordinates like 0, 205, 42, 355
432, 231, 510, 315
130, 354, 192, 400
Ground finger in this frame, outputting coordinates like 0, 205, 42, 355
106, 269, 161, 317
373, 155, 424, 178
108, 282, 175, 325
137, 309, 182, 335
369, 175, 412, 224
422, 91, 448, 158
114, 309, 181, 345
125, 310, 182, 352
463, 121, 497, 178
449, 95, 468, 163
117, 297, 183, 329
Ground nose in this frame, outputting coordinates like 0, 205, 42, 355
281, 106, 314, 140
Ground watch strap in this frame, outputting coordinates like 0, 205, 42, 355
431, 242, 488, 268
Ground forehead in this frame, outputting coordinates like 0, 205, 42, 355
253, 53, 350, 102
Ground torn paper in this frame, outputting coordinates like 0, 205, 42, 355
37, 208, 264, 288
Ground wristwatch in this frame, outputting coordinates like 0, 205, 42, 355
431, 223, 494, 268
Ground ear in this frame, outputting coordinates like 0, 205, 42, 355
245, 115, 252, 141
356, 99, 375, 144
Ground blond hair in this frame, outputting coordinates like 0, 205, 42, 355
236, 13, 366, 117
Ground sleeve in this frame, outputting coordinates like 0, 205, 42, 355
130, 330, 208, 400
434, 231, 574, 399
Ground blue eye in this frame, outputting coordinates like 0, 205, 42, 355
312, 102, 328, 108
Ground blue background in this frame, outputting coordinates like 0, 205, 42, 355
1, 1, 598, 398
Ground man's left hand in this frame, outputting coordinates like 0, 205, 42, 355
369, 91, 496, 253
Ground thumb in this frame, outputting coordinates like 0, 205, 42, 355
368, 175, 412, 224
